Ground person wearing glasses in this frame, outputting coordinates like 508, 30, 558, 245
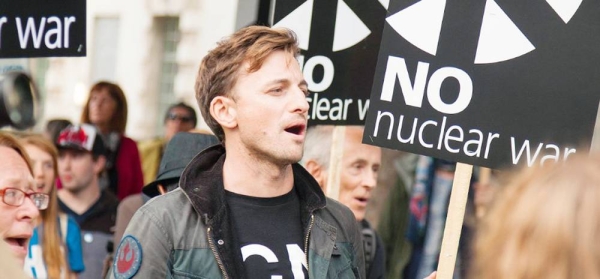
55, 124, 119, 279
21, 135, 85, 278
138, 102, 198, 184
0, 132, 46, 266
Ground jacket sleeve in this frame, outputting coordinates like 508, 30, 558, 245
108, 207, 172, 278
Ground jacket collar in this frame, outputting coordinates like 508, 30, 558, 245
179, 144, 327, 224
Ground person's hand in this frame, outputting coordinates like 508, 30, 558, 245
424, 271, 437, 279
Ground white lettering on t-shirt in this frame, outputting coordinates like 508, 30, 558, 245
241, 244, 308, 279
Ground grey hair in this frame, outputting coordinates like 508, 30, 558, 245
301, 125, 334, 169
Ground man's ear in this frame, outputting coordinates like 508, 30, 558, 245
304, 160, 327, 191
93, 155, 107, 176
210, 96, 237, 129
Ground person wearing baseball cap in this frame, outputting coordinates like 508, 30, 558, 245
55, 124, 119, 279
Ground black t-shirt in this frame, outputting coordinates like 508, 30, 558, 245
226, 188, 309, 279
58, 190, 118, 233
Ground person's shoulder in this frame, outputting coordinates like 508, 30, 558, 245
118, 194, 144, 211
129, 188, 201, 235
324, 197, 355, 216
137, 138, 164, 151
119, 135, 140, 148
138, 188, 193, 217
316, 197, 358, 230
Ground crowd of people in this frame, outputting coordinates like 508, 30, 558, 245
0, 24, 598, 279
0, 77, 201, 278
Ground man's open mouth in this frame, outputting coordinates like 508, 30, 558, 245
285, 124, 306, 136
356, 197, 368, 203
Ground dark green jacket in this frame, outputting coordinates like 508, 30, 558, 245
110, 145, 365, 279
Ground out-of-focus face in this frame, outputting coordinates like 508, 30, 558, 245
0, 146, 39, 265
164, 107, 195, 141
228, 50, 309, 165
24, 144, 55, 194
336, 127, 382, 221
88, 89, 117, 126
58, 150, 99, 194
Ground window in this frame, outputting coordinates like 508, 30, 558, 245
155, 17, 180, 135
91, 17, 120, 82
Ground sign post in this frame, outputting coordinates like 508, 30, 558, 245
437, 163, 472, 278
325, 126, 346, 200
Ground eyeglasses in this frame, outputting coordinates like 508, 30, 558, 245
167, 113, 193, 123
0, 188, 49, 210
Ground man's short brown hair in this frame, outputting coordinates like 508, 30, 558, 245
194, 26, 300, 141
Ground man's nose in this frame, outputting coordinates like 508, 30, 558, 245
59, 156, 71, 170
291, 87, 309, 115
363, 170, 378, 189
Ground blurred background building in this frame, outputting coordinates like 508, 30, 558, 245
14, 0, 271, 140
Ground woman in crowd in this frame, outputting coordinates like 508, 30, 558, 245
21, 135, 84, 278
0, 132, 44, 272
427, 154, 600, 279
81, 81, 143, 200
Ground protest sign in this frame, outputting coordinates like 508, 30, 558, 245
0, 0, 86, 58
364, 0, 600, 169
272, 0, 386, 125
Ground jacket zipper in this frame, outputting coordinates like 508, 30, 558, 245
304, 214, 315, 272
207, 227, 229, 279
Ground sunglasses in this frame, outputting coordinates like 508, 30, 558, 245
167, 113, 193, 123
0, 188, 49, 210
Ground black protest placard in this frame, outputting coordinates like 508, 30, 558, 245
363, 0, 600, 168
271, 0, 386, 125
0, 0, 86, 58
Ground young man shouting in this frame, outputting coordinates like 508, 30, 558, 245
111, 26, 364, 279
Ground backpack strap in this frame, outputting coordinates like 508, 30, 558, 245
362, 226, 377, 273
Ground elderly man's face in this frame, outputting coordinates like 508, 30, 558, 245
337, 127, 382, 221
0, 146, 39, 265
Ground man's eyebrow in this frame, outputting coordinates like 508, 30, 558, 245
298, 80, 308, 88
265, 79, 308, 88
265, 79, 290, 86
351, 158, 368, 165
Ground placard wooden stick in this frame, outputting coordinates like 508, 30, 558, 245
436, 162, 473, 279
326, 126, 345, 200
